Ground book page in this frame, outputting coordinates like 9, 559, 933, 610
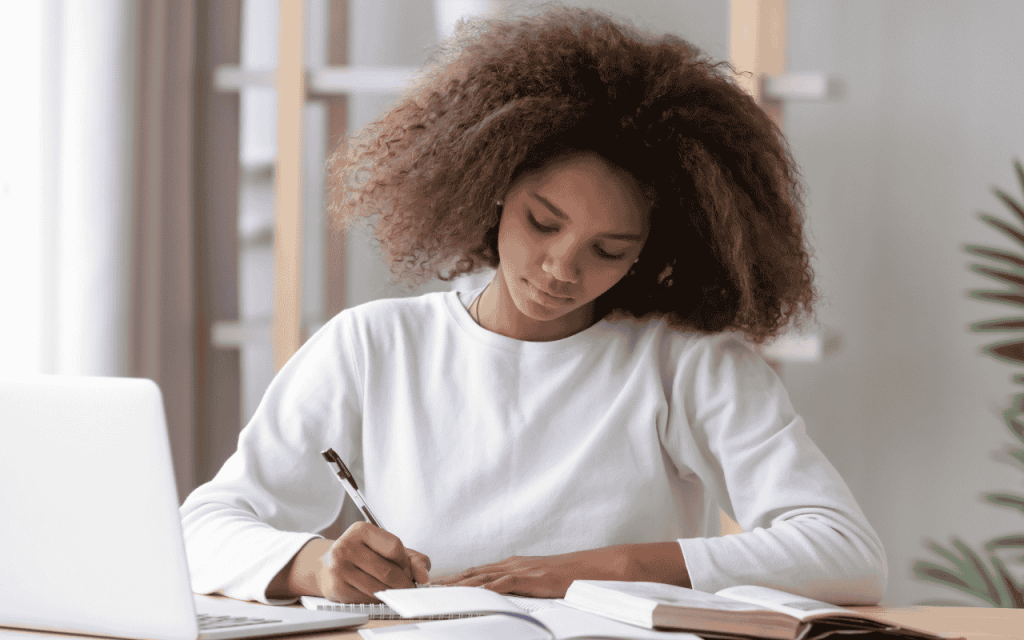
376, 586, 530, 618
533, 608, 705, 640
570, 580, 772, 612
715, 586, 854, 621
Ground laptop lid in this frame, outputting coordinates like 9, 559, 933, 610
0, 376, 198, 640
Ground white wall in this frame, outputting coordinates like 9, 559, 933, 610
783, 0, 1024, 606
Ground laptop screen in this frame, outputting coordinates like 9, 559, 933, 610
0, 376, 198, 640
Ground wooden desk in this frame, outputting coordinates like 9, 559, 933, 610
853, 606, 1024, 640
291, 605, 1024, 640
2, 604, 1020, 639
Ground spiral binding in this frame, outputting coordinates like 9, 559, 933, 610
312, 602, 484, 620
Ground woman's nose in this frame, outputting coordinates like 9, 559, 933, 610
542, 245, 580, 284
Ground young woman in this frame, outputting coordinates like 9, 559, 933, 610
180, 7, 887, 606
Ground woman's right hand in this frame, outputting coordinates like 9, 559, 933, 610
316, 521, 431, 603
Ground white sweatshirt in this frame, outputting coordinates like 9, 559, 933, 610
179, 289, 887, 605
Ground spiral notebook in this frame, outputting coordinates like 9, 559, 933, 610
300, 594, 565, 620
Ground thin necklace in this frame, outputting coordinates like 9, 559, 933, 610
470, 283, 490, 326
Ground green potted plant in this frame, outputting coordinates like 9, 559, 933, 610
913, 160, 1024, 607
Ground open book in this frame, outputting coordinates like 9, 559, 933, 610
561, 581, 964, 640
356, 585, 704, 640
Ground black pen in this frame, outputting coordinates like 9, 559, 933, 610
321, 448, 384, 529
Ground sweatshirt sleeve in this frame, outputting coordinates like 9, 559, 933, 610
667, 334, 888, 604
178, 311, 364, 604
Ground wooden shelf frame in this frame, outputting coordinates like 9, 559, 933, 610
212, 1, 418, 372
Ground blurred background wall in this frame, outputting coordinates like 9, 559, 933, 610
2, 0, 1023, 607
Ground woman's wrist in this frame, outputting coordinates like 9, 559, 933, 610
614, 541, 691, 588
266, 537, 334, 599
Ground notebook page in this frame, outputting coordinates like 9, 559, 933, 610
357, 614, 551, 640
376, 586, 527, 617
358, 609, 705, 640
300, 596, 485, 620
506, 596, 568, 613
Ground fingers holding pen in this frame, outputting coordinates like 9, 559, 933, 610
406, 547, 431, 584
319, 449, 432, 595
319, 555, 393, 604
321, 522, 431, 602
352, 522, 422, 584
355, 526, 432, 585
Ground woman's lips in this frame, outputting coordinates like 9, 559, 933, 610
523, 278, 573, 305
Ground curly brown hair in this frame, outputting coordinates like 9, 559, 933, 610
327, 5, 815, 343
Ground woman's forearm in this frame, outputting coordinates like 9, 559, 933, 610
616, 541, 692, 587
265, 537, 333, 599
430, 540, 691, 596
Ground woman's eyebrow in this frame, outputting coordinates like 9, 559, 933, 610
530, 191, 644, 241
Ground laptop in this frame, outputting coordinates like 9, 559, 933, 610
0, 375, 368, 640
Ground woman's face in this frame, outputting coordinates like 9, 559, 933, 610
493, 150, 650, 339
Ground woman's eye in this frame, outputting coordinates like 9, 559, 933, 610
527, 211, 558, 233
595, 247, 627, 260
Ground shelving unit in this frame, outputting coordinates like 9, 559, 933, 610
210, 0, 424, 421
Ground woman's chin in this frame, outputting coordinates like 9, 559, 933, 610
512, 289, 592, 327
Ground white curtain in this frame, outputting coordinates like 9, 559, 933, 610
55, 0, 138, 376
0, 0, 137, 376
0, 1, 61, 374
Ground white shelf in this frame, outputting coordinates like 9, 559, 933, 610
214, 65, 420, 94
761, 329, 841, 363
762, 71, 836, 101
211, 319, 326, 349
310, 66, 420, 94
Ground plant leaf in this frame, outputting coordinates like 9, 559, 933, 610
1004, 406, 1024, 446
966, 245, 1024, 270
995, 187, 1024, 228
972, 317, 1024, 332
913, 561, 973, 591
913, 540, 1003, 606
980, 214, 1024, 251
1014, 160, 1024, 205
985, 535, 1024, 551
973, 291, 1024, 308
984, 339, 1024, 366
954, 539, 1004, 605
972, 265, 1024, 289
1011, 449, 1024, 467
986, 493, 1024, 515
927, 541, 970, 567
989, 554, 1024, 607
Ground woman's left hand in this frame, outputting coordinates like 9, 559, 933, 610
428, 542, 689, 598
